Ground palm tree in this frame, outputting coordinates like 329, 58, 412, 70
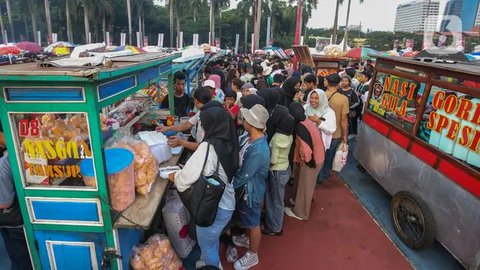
237, 0, 253, 53
134, 0, 146, 46
18, 0, 38, 43
66, 0, 76, 43
253, 0, 262, 50
209, 0, 229, 46
44, 0, 53, 44
126, 0, 132, 44
0, 3, 5, 42
331, 0, 342, 44
343, 0, 364, 51
165, 0, 173, 47
81, 0, 91, 43
5, 0, 14, 41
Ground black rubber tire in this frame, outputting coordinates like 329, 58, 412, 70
391, 191, 436, 250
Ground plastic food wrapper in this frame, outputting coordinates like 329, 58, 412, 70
108, 163, 135, 211
40, 113, 109, 140
113, 136, 158, 195
332, 142, 349, 172
130, 234, 184, 270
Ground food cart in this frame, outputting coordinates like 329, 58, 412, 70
354, 56, 480, 269
0, 52, 183, 269
291, 45, 346, 76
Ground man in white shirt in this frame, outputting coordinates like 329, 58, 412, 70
157, 87, 211, 150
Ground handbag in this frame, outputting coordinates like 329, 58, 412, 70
178, 142, 226, 227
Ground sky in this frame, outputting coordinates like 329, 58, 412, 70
154, 0, 448, 32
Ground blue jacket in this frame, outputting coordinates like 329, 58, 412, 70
233, 136, 270, 208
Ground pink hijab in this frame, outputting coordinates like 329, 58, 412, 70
208, 74, 222, 89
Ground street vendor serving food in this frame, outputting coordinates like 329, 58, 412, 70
157, 87, 212, 151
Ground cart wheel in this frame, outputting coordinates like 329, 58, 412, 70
391, 191, 436, 250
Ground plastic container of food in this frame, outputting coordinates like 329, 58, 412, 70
80, 148, 135, 211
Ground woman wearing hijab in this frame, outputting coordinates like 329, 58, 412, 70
282, 77, 301, 107
285, 103, 325, 221
263, 106, 294, 236
257, 88, 282, 143
169, 106, 239, 269
304, 89, 337, 151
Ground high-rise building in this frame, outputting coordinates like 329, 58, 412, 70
394, 0, 440, 32
476, 4, 480, 26
440, 0, 480, 31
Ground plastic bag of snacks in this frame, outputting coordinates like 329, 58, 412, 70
113, 137, 158, 195
130, 234, 184, 270
332, 142, 349, 172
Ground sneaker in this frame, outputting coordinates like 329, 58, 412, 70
284, 207, 304, 221
234, 251, 259, 270
227, 245, 239, 263
195, 260, 206, 269
289, 198, 296, 206
232, 234, 250, 248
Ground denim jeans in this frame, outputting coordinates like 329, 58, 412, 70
265, 168, 291, 232
0, 227, 32, 270
196, 208, 233, 267
318, 138, 342, 183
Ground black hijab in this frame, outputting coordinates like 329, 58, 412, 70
288, 102, 314, 167
257, 88, 281, 114
200, 106, 239, 181
270, 105, 294, 136
240, 95, 265, 109
282, 77, 299, 102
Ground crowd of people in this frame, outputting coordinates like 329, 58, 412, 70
162, 54, 374, 270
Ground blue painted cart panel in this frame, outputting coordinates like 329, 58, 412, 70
31, 200, 100, 223
34, 231, 106, 270
5, 87, 84, 102
117, 228, 142, 270
97, 75, 136, 101
138, 67, 160, 85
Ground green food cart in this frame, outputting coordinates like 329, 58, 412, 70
0, 52, 182, 269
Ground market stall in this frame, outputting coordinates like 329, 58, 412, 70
291, 45, 346, 76
0, 51, 187, 270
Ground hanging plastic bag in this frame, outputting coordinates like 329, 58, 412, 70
332, 142, 349, 172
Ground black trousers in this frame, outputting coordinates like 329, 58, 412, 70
0, 227, 32, 270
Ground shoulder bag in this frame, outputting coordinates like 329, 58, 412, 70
178, 142, 226, 227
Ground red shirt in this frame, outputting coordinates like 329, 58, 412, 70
226, 104, 240, 126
